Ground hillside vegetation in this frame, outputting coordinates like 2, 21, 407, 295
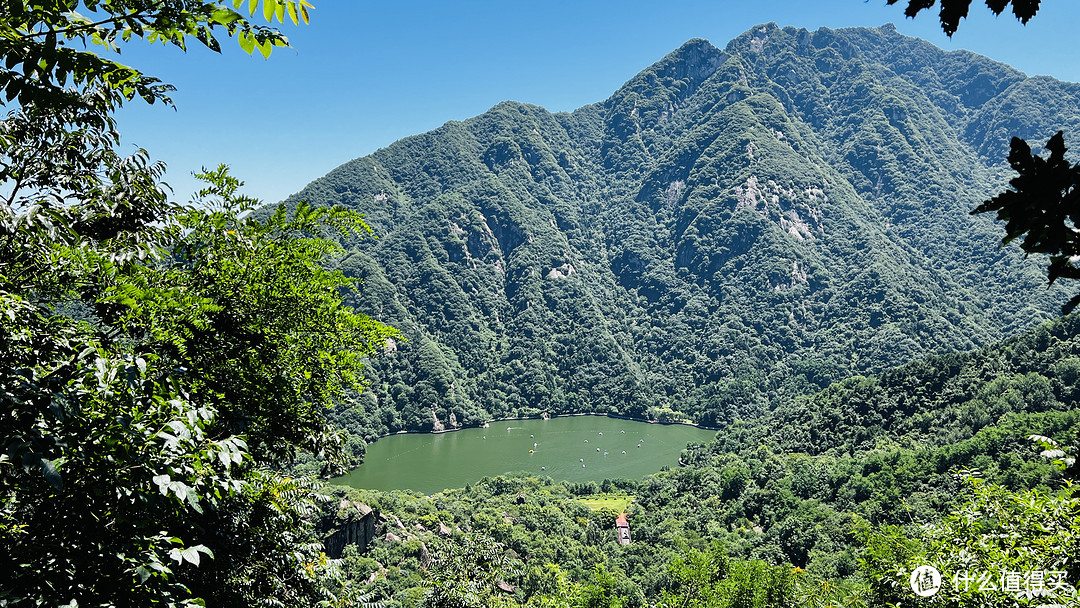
285, 25, 1079, 443
330, 310, 1080, 606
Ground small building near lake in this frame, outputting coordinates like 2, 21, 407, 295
615, 513, 631, 546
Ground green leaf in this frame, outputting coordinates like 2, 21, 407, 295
238, 31, 255, 54
41, 458, 63, 491
170, 481, 189, 502
179, 546, 206, 565
148, 560, 172, 574
211, 7, 242, 25
152, 474, 171, 494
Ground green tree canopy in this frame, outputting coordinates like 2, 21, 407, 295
0, 0, 311, 110
1, 2, 399, 606
883, 1, 1080, 314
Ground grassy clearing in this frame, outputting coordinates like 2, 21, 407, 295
580, 494, 634, 513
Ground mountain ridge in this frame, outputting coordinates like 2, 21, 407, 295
279, 24, 1076, 443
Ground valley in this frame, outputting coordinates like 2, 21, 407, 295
6, 5, 1080, 606
294, 23, 1080, 607
287, 25, 1077, 457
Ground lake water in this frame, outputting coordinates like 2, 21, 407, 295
332, 416, 717, 494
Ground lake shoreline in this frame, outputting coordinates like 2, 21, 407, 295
339, 415, 718, 493
378, 412, 720, 441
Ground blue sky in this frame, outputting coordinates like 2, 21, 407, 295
112, 1, 1080, 204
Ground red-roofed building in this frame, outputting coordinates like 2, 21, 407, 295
615, 513, 631, 545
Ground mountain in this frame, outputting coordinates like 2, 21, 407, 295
282, 24, 1080, 439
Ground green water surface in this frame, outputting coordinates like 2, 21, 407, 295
332, 416, 717, 494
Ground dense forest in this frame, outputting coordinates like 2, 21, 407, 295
284, 25, 1080, 450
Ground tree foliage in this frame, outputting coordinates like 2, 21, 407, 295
325, 309, 1080, 606
885, 1, 1080, 313
973, 132, 1080, 313
0, 164, 397, 606
886, 0, 1042, 36
860, 472, 1079, 607
422, 534, 523, 608
0, 0, 312, 111
0, 2, 399, 606
658, 542, 798, 608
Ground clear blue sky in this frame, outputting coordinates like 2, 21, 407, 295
112, 1, 1080, 204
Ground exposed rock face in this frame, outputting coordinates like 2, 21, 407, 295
324, 500, 376, 558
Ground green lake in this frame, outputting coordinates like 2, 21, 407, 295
332, 416, 717, 494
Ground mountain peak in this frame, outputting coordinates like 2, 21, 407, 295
652, 37, 727, 84
671, 37, 721, 57
602, 37, 728, 124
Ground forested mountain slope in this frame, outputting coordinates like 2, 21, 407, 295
284, 24, 1080, 436
335, 313, 1080, 603
339, 403, 1078, 601
733, 311, 1080, 456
